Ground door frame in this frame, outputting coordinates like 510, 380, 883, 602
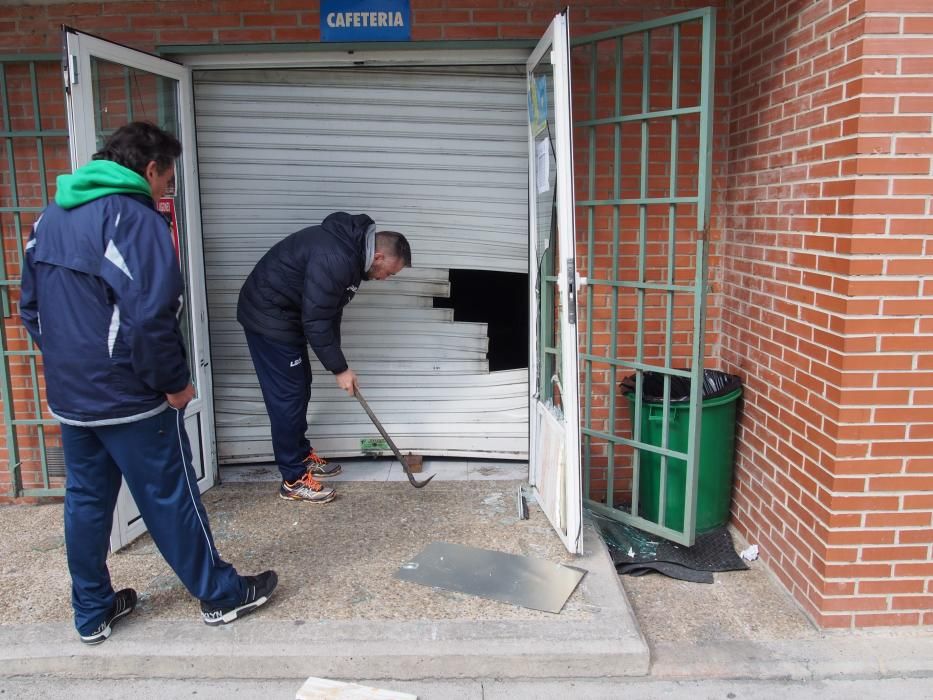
65, 31, 584, 551
526, 12, 583, 554
179, 33, 585, 552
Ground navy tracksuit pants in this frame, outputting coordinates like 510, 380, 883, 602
244, 329, 314, 483
61, 407, 245, 636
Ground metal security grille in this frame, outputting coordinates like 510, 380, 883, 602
0, 55, 68, 498
573, 9, 716, 545
193, 65, 531, 463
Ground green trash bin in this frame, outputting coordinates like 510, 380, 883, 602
622, 370, 742, 533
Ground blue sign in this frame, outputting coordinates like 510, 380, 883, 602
321, 0, 411, 42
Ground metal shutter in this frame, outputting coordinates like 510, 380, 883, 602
194, 66, 529, 463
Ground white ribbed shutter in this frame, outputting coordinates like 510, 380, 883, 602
194, 66, 529, 463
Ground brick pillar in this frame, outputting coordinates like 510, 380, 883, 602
724, 0, 933, 628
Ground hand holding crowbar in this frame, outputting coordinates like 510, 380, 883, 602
353, 388, 435, 489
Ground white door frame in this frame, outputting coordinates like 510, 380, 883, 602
526, 13, 583, 554
181, 36, 584, 553
172, 47, 531, 70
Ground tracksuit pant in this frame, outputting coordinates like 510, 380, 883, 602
244, 329, 313, 483
61, 407, 245, 636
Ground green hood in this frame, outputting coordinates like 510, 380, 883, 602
55, 160, 152, 210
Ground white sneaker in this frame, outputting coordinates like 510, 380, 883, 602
279, 472, 337, 503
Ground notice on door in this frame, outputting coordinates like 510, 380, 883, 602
536, 138, 551, 194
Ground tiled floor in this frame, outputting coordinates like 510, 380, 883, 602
222, 457, 528, 484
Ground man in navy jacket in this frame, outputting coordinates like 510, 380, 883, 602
237, 212, 411, 503
20, 122, 277, 644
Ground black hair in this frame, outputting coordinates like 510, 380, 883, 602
376, 231, 412, 267
92, 121, 182, 178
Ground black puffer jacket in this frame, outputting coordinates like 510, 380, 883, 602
237, 212, 373, 374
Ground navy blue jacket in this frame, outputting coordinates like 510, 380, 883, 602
237, 212, 372, 374
20, 194, 190, 425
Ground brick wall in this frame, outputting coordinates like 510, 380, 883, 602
1, 0, 723, 50
723, 0, 933, 628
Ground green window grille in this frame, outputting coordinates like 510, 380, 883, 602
0, 55, 68, 497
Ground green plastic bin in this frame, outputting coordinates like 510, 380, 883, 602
624, 372, 742, 533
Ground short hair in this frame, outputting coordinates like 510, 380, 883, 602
93, 121, 182, 178
375, 231, 412, 267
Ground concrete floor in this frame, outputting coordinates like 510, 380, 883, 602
5, 459, 933, 692
0, 457, 814, 636
0, 460, 589, 625
620, 548, 819, 644
0, 456, 829, 682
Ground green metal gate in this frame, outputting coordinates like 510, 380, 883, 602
0, 55, 67, 498
573, 8, 716, 545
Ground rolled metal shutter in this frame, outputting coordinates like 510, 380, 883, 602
194, 66, 529, 463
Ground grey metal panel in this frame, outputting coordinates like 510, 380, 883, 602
196, 66, 529, 463
195, 67, 527, 273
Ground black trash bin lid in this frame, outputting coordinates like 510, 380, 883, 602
620, 369, 742, 403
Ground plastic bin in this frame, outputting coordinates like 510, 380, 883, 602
621, 370, 742, 533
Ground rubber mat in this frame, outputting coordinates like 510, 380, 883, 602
615, 560, 713, 584
591, 513, 748, 584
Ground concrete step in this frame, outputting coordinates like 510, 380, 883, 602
0, 521, 648, 681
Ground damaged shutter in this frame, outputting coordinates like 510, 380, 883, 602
194, 66, 529, 462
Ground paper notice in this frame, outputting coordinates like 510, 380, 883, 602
536, 137, 550, 194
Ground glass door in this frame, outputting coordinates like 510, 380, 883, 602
527, 12, 583, 554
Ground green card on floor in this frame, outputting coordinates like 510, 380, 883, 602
361, 438, 389, 451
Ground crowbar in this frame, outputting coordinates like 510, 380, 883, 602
354, 388, 435, 489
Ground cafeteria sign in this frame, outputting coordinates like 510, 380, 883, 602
321, 0, 411, 42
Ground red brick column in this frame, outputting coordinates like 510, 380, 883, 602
724, 0, 933, 628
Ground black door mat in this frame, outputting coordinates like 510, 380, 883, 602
591, 512, 748, 584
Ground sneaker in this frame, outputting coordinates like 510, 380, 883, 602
303, 450, 342, 478
279, 471, 337, 503
201, 570, 278, 626
79, 588, 137, 645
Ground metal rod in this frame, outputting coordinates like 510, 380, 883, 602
607, 34, 622, 509
353, 388, 434, 489
582, 39, 597, 503
0, 61, 21, 495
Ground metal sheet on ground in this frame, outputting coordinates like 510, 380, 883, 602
395, 541, 586, 613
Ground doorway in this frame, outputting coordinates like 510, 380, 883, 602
59, 21, 585, 554
191, 64, 532, 467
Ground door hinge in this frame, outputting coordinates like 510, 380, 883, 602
67, 54, 79, 87
566, 259, 576, 325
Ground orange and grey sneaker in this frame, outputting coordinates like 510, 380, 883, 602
279, 471, 336, 503
303, 450, 342, 478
